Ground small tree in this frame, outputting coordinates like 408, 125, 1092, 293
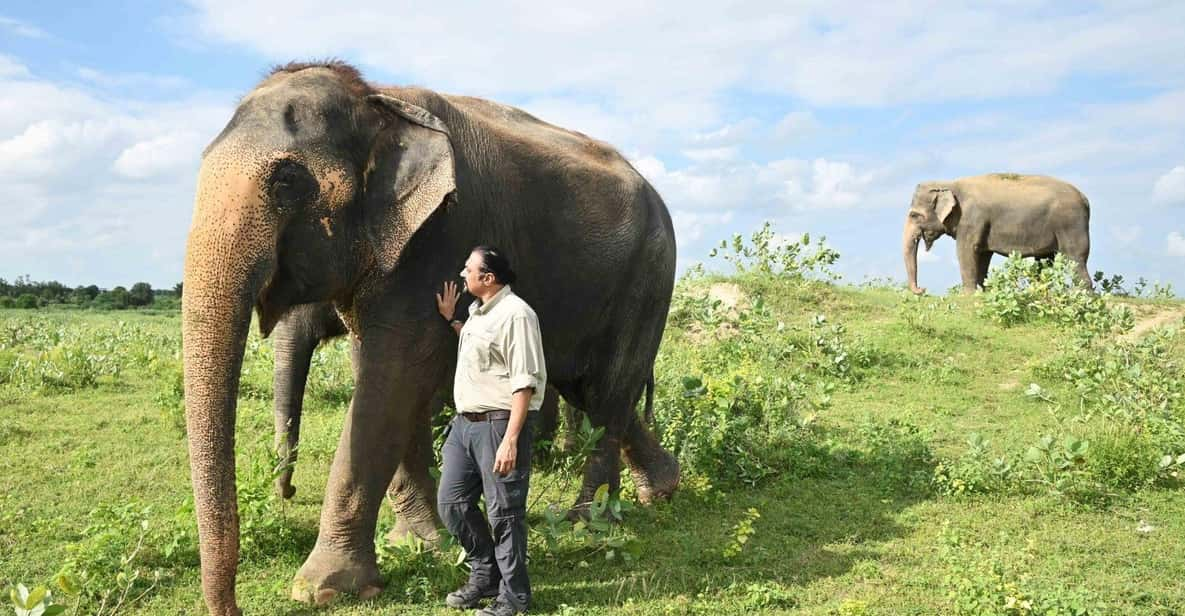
106, 287, 130, 310
129, 282, 154, 307
15, 293, 39, 309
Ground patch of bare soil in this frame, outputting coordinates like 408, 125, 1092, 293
685, 283, 749, 344
708, 282, 745, 311
1120, 306, 1184, 342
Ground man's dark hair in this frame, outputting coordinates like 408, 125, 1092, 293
472, 245, 517, 285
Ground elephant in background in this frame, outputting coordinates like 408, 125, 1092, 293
903, 173, 1092, 294
183, 61, 678, 614
270, 301, 566, 545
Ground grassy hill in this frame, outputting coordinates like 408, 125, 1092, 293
2, 244, 1183, 614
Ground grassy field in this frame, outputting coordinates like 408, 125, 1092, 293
2, 255, 1184, 614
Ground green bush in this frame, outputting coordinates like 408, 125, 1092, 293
15, 294, 39, 309
933, 433, 1014, 496
708, 221, 840, 282
981, 254, 1132, 339
1084, 427, 1161, 492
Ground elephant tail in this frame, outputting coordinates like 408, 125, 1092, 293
643, 373, 655, 427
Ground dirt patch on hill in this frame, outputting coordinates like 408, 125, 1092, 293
708, 282, 746, 311
1120, 306, 1184, 342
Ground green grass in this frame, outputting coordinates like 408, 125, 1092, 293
1, 274, 1184, 615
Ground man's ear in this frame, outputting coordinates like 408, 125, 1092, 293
362, 94, 457, 274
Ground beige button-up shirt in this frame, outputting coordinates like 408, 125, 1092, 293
454, 285, 547, 413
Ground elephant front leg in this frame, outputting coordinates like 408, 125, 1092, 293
385, 405, 443, 545
956, 240, 985, 294
975, 253, 993, 289
271, 320, 321, 499
292, 338, 438, 606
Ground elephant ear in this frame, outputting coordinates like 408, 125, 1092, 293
363, 94, 457, 274
934, 188, 960, 230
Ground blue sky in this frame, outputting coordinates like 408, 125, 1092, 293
2, 2, 1184, 292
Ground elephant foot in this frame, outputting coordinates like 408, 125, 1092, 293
275, 476, 296, 500
291, 546, 382, 606
629, 451, 680, 505
386, 513, 441, 546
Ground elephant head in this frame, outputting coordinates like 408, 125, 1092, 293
181, 62, 455, 615
903, 182, 959, 295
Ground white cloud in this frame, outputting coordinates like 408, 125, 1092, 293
185, 1, 1185, 109
0, 16, 47, 39
0, 53, 30, 78
1153, 166, 1185, 205
690, 119, 759, 147
1168, 232, 1185, 257
76, 67, 190, 90
1110, 225, 1143, 246
682, 146, 739, 163
670, 209, 735, 244
113, 130, 207, 179
917, 248, 942, 263
0, 60, 233, 287
773, 111, 818, 141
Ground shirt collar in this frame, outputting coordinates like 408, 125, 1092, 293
472, 285, 513, 316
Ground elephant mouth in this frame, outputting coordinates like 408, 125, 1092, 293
922, 232, 939, 251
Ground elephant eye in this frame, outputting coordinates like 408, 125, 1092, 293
909, 211, 922, 220
269, 160, 317, 206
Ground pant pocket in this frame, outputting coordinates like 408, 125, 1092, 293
492, 472, 528, 516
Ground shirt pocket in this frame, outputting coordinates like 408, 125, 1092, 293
464, 330, 504, 375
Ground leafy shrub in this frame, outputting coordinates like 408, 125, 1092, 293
55, 503, 173, 614
981, 254, 1132, 339
726, 581, 798, 610
235, 441, 296, 560
708, 221, 840, 282
1084, 428, 1161, 492
1022, 434, 1090, 497
1051, 329, 1184, 429
933, 433, 1014, 496
722, 507, 760, 559
151, 357, 186, 436
941, 523, 1104, 615
7, 583, 65, 616
535, 484, 637, 563
306, 337, 353, 406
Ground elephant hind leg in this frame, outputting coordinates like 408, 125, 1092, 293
623, 412, 679, 504
569, 375, 678, 518
1057, 234, 1093, 289
385, 398, 443, 545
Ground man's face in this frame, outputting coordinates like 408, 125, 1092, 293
459, 251, 493, 295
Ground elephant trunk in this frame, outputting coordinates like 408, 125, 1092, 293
903, 221, 925, 295
182, 165, 277, 616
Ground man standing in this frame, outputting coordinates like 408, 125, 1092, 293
436, 245, 547, 616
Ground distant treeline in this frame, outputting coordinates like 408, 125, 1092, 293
0, 276, 182, 310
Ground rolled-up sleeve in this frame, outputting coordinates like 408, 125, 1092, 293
503, 314, 545, 394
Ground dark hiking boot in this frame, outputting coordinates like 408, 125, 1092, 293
476, 599, 527, 615
445, 582, 499, 609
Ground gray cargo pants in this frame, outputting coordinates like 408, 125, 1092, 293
437, 411, 536, 610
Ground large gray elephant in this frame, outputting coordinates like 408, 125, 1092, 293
902, 173, 1092, 294
270, 301, 566, 546
182, 61, 678, 615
